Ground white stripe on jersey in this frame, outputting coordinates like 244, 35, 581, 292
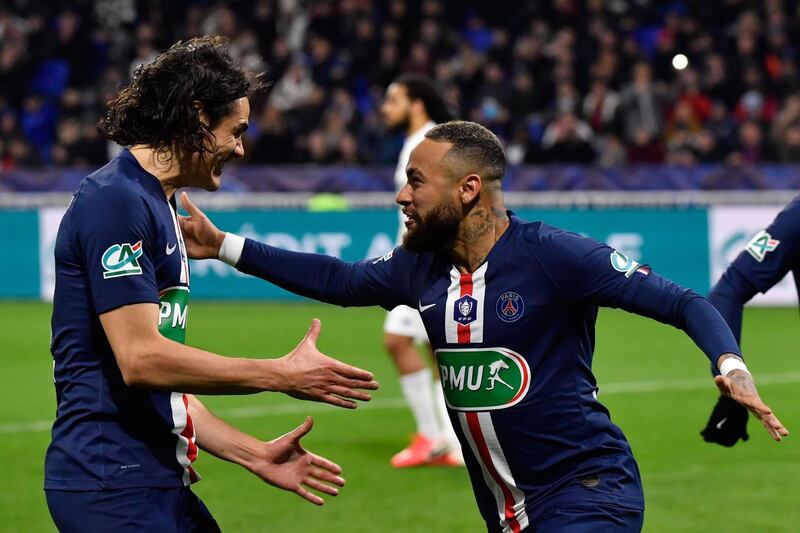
458, 411, 528, 533
168, 203, 190, 285
170, 392, 197, 486
444, 263, 488, 344
470, 263, 488, 343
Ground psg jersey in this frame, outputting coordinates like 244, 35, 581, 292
46, 150, 198, 490
233, 214, 741, 532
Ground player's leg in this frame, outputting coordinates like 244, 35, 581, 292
531, 502, 643, 532
384, 305, 441, 467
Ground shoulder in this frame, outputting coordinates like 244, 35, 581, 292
520, 220, 603, 257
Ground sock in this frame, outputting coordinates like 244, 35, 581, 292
399, 368, 439, 440
433, 380, 463, 453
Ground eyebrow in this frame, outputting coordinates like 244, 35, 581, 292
406, 166, 422, 179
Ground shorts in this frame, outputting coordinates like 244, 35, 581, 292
383, 305, 428, 343
528, 502, 644, 532
46, 486, 221, 532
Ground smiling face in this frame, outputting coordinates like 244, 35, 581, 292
189, 96, 250, 191
396, 138, 463, 252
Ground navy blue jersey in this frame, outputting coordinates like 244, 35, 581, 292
710, 195, 800, 341
233, 214, 740, 532
46, 150, 198, 491
731, 195, 800, 297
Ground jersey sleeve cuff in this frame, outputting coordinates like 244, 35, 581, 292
219, 233, 245, 267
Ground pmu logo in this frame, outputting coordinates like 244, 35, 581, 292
436, 348, 531, 411
453, 295, 478, 325
101, 241, 143, 279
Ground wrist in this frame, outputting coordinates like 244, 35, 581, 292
258, 358, 290, 393
218, 232, 245, 266
718, 354, 750, 376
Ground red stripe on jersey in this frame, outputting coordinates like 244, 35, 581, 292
458, 273, 473, 344
465, 412, 521, 533
181, 394, 199, 463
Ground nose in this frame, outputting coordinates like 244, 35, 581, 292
233, 138, 244, 158
396, 182, 411, 207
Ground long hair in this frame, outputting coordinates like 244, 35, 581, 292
99, 35, 265, 157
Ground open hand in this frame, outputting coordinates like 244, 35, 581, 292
715, 370, 789, 442
249, 417, 345, 505
280, 319, 379, 409
178, 191, 226, 259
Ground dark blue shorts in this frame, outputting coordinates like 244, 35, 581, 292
527, 502, 644, 532
46, 486, 221, 532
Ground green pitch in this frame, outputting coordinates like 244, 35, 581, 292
0, 301, 798, 532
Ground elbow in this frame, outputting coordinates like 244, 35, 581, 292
114, 339, 161, 387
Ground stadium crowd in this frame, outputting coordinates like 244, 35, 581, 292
3, 0, 800, 170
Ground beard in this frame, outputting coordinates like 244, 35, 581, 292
402, 196, 461, 253
386, 111, 411, 133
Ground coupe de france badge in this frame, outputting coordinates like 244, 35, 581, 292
496, 292, 524, 323
745, 230, 780, 262
454, 295, 478, 325
102, 241, 143, 278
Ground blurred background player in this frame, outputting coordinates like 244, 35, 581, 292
702, 194, 800, 446
379, 74, 463, 467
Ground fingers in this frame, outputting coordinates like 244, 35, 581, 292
308, 465, 345, 487
295, 486, 325, 506
332, 360, 378, 384
303, 477, 339, 496
311, 454, 342, 476
321, 394, 357, 409
303, 318, 322, 346
326, 385, 372, 402
286, 416, 314, 441
180, 191, 204, 218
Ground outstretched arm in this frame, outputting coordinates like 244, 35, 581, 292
188, 396, 344, 505
178, 192, 411, 309
101, 306, 378, 409
534, 227, 789, 442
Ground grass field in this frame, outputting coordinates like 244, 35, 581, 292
0, 301, 798, 532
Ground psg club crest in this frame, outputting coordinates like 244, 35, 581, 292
496, 292, 524, 323
454, 295, 478, 325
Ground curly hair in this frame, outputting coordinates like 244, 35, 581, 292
99, 35, 264, 157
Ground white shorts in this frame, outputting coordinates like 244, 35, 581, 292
383, 305, 429, 344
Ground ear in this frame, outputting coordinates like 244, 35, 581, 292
460, 174, 482, 205
193, 100, 210, 127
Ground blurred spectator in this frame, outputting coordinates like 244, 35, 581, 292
620, 62, 671, 163
4, 0, 800, 169
540, 112, 595, 163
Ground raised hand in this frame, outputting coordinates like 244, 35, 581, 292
279, 318, 379, 409
248, 417, 345, 505
714, 370, 789, 442
178, 191, 226, 259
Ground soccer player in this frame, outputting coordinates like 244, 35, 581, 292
379, 74, 462, 467
701, 195, 799, 446
180, 121, 787, 532
46, 36, 378, 532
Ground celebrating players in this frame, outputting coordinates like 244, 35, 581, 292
45, 36, 378, 532
380, 74, 463, 467
180, 120, 788, 532
701, 195, 799, 446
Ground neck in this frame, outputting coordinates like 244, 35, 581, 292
407, 114, 431, 137
129, 145, 183, 200
447, 192, 509, 273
